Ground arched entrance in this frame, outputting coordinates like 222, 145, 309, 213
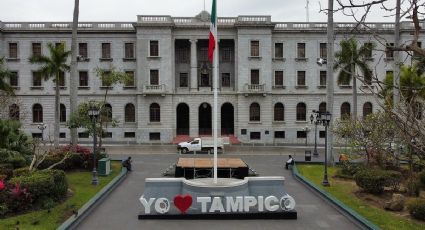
199, 103, 212, 135
221, 103, 234, 135
176, 103, 189, 135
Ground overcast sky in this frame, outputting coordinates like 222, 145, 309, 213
0, 0, 400, 22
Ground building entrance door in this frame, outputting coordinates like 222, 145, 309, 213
221, 103, 234, 135
176, 103, 189, 135
198, 103, 212, 135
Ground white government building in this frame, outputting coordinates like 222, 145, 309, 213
0, 12, 420, 144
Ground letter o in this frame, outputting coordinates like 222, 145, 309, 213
155, 198, 170, 214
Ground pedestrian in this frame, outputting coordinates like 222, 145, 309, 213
285, 155, 295, 170
123, 156, 132, 172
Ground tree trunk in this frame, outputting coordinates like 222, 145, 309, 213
352, 63, 357, 117
69, 0, 79, 148
393, 0, 401, 107
326, 0, 335, 165
54, 73, 60, 148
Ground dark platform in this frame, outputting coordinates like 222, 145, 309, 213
139, 211, 297, 219
175, 158, 249, 179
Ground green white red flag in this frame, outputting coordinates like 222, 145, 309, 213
208, 0, 217, 62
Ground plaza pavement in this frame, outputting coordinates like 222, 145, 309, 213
76, 146, 361, 230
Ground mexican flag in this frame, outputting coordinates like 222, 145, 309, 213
208, 0, 217, 62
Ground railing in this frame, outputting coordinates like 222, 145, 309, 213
144, 84, 166, 94
274, 21, 421, 31
138, 15, 172, 23
245, 84, 265, 93
0, 22, 135, 30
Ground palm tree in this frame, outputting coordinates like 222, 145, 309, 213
0, 57, 14, 95
29, 43, 71, 147
334, 38, 373, 117
70, 0, 80, 147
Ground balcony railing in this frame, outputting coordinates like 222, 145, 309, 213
244, 84, 265, 95
143, 84, 166, 95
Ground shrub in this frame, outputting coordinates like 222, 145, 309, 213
45, 170, 68, 200
419, 171, 425, 188
340, 161, 365, 176
7, 155, 28, 168
354, 169, 398, 194
408, 199, 425, 220
0, 203, 8, 217
9, 172, 54, 201
335, 169, 354, 179
13, 167, 30, 177
407, 179, 421, 197
0, 163, 13, 179
383, 170, 403, 192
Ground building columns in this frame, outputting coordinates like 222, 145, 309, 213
190, 39, 198, 91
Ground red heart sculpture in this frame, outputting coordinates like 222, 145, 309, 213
174, 194, 193, 214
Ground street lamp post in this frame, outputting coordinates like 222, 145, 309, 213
310, 110, 320, 157
37, 123, 47, 141
303, 126, 310, 146
321, 111, 332, 187
88, 106, 99, 186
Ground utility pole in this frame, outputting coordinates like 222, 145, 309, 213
326, 0, 335, 165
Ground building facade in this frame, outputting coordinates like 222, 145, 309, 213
0, 12, 421, 144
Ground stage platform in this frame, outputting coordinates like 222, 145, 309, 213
175, 158, 249, 179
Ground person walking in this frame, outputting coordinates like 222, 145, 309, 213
285, 155, 295, 170
123, 156, 133, 172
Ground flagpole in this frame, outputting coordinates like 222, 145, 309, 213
213, 2, 218, 185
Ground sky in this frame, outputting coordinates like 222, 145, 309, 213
0, 0, 401, 22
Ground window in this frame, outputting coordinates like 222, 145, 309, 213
241, 129, 247, 135
386, 70, 393, 78
320, 71, 326, 86
385, 43, 394, 59
9, 104, 19, 120
200, 73, 210, 87
297, 71, 306, 86
102, 132, 112, 138
179, 73, 188, 87
275, 71, 283, 87
101, 43, 111, 59
150, 103, 160, 122
275, 43, 283, 58
363, 102, 373, 118
79, 71, 88, 87
33, 104, 43, 123
150, 70, 159, 85
58, 71, 65, 87
125, 103, 135, 122
414, 42, 422, 58
341, 102, 351, 120
125, 71, 135, 87
55, 42, 65, 51
319, 131, 326, 138
364, 42, 373, 58
32, 43, 42, 57
320, 43, 327, 59
103, 104, 112, 121
275, 131, 285, 139
9, 43, 18, 59
32, 72, 42, 87
78, 132, 89, 138
297, 43, 305, 58
251, 69, 259, 85
101, 71, 111, 87
124, 43, 134, 59
79, 43, 88, 58
250, 41, 259, 57
274, 103, 284, 121
60, 104, 66, 122
149, 132, 161, 140
340, 73, 350, 86
199, 47, 208, 61
150, 40, 159, 57
249, 103, 260, 121
364, 70, 372, 85
250, 132, 261, 140
297, 131, 307, 138
124, 132, 136, 138
221, 73, 230, 87
296, 103, 306, 121
60, 133, 66, 138
9, 72, 18, 87
319, 102, 327, 114
32, 133, 42, 139
176, 47, 189, 63
221, 47, 232, 62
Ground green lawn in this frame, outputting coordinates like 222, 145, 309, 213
0, 161, 122, 230
297, 164, 425, 230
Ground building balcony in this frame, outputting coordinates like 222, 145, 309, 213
243, 84, 266, 96
143, 84, 166, 96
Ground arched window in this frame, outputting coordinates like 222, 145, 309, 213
9, 104, 19, 120
249, 103, 260, 121
274, 103, 284, 121
341, 102, 351, 120
319, 102, 327, 114
125, 103, 135, 122
363, 102, 373, 118
296, 103, 306, 121
150, 103, 160, 122
60, 104, 66, 122
103, 103, 112, 121
33, 104, 43, 123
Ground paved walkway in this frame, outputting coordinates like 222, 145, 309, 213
77, 153, 361, 230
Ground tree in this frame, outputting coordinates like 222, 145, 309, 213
29, 43, 71, 148
334, 38, 373, 117
70, 0, 80, 148
0, 57, 14, 95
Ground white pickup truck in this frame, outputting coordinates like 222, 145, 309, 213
177, 137, 224, 154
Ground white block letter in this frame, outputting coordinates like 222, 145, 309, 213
209, 197, 225, 213
244, 196, 257, 212
139, 197, 155, 214
197, 197, 211, 213
257, 196, 264, 212
264, 196, 279, 212
226, 196, 243, 212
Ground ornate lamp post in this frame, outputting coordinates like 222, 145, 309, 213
310, 110, 321, 157
37, 123, 47, 141
88, 106, 99, 185
320, 111, 332, 187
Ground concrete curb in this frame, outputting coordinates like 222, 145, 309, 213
57, 160, 128, 230
292, 164, 381, 230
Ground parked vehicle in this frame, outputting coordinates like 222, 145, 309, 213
177, 137, 224, 154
